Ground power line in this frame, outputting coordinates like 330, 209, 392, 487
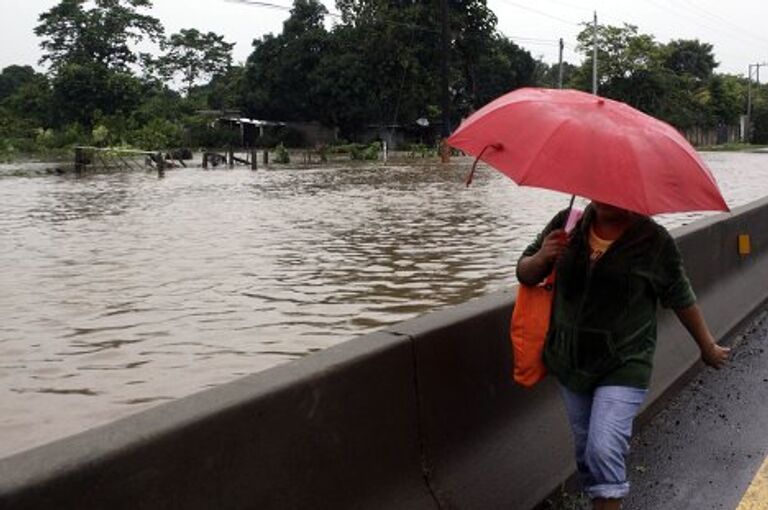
641, 0, 768, 49
226, 0, 447, 34
672, 0, 768, 47
227, 0, 572, 51
537, 0, 593, 14
495, 0, 581, 27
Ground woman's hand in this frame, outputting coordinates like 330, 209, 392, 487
700, 340, 730, 369
538, 229, 568, 264
516, 229, 568, 286
674, 305, 730, 370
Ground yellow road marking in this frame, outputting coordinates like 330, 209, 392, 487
737, 455, 768, 510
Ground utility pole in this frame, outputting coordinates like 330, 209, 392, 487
558, 38, 564, 89
440, 0, 451, 163
592, 11, 598, 95
746, 62, 767, 143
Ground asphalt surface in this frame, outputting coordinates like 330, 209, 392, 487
543, 305, 768, 510
625, 306, 768, 510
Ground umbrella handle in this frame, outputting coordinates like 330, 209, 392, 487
465, 143, 502, 187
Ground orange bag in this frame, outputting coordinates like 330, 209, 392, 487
510, 271, 555, 387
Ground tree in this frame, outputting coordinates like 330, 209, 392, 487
187, 65, 245, 111
0, 66, 39, 100
152, 29, 234, 95
572, 23, 662, 92
662, 39, 718, 82
35, 0, 163, 74
706, 74, 745, 125
533, 60, 577, 89
459, 36, 536, 114
49, 63, 143, 127
242, 0, 329, 121
34, 0, 163, 128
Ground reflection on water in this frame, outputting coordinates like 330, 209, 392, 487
1, 153, 767, 457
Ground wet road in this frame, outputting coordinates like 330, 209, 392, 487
545, 305, 768, 509
624, 306, 768, 510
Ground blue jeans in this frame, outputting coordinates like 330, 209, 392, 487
559, 384, 647, 500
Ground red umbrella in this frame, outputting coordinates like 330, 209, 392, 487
447, 87, 729, 216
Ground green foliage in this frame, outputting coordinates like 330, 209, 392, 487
0, 65, 39, 100
533, 60, 578, 89
35, 128, 56, 149
129, 118, 183, 150
92, 125, 110, 146
662, 39, 718, 81
349, 141, 380, 160
0, 141, 14, 162
35, 0, 163, 73
571, 22, 738, 129
242, 0, 329, 123
753, 108, 768, 144
2, 0, 762, 160
241, 0, 535, 139
185, 117, 241, 148
273, 142, 290, 163
195, 66, 244, 111
407, 143, 435, 158
0, 66, 52, 128
150, 28, 234, 95
49, 63, 143, 127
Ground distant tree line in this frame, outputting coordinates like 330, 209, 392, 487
1, 0, 767, 159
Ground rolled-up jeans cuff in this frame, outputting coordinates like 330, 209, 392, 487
585, 482, 630, 499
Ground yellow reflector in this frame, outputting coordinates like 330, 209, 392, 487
738, 234, 751, 256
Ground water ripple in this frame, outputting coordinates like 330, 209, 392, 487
0, 153, 767, 457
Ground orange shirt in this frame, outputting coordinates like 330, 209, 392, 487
589, 226, 614, 262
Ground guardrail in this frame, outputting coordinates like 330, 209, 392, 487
2, 197, 767, 510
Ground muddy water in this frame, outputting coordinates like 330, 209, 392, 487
1, 152, 767, 458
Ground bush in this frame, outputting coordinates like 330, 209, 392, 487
35, 128, 56, 149
407, 143, 435, 158
752, 107, 768, 144
255, 126, 307, 149
92, 125, 110, 147
349, 141, 380, 160
53, 123, 90, 148
186, 117, 240, 148
273, 142, 290, 163
0, 139, 16, 161
129, 118, 184, 150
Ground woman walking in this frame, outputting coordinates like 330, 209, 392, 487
516, 201, 729, 510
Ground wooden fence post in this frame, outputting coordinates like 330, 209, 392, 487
157, 152, 165, 177
251, 150, 258, 170
74, 147, 85, 174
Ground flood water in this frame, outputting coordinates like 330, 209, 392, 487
1, 152, 767, 458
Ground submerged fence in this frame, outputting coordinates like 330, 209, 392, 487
73, 146, 169, 174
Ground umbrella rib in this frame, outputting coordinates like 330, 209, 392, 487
517, 119, 573, 187
655, 129, 720, 188
624, 136, 650, 215
648, 128, 725, 212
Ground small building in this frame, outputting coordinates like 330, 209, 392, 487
212, 115, 337, 148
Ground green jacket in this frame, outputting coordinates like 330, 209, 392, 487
520, 206, 696, 393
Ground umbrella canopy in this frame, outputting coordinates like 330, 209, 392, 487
447, 87, 729, 216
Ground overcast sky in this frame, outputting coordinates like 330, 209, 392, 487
1, 0, 767, 78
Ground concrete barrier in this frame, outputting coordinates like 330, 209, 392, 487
0, 332, 436, 510
2, 197, 767, 510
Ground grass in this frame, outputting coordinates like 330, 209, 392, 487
697, 142, 768, 152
